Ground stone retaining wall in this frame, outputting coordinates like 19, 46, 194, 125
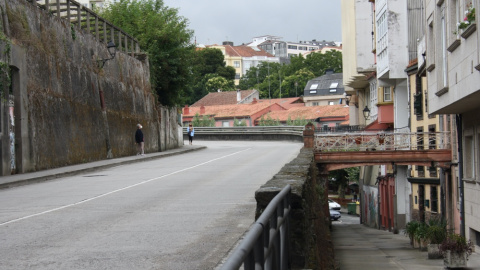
0, 0, 181, 175
255, 148, 335, 269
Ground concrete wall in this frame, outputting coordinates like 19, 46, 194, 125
254, 148, 335, 269
0, 0, 181, 175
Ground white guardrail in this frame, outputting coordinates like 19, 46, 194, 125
182, 126, 305, 136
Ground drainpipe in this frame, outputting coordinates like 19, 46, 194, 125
456, 114, 465, 237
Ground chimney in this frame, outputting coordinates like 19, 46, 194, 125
252, 98, 257, 104
237, 89, 241, 102
184, 105, 189, 115
200, 106, 205, 114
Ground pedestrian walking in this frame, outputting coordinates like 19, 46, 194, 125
135, 123, 144, 155
187, 123, 194, 145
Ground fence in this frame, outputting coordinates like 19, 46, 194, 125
27, 0, 140, 54
220, 185, 291, 270
183, 126, 304, 136
314, 131, 452, 152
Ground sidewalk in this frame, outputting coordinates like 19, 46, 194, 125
0, 145, 206, 189
332, 209, 480, 270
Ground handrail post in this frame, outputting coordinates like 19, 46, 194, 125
56, 0, 60, 18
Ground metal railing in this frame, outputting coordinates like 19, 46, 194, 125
183, 126, 304, 136
220, 185, 291, 270
28, 0, 140, 54
314, 131, 452, 152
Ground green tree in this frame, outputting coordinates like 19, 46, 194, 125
100, 0, 195, 106
192, 113, 215, 127
239, 51, 342, 98
281, 68, 315, 97
233, 118, 247, 126
304, 50, 343, 77
329, 167, 359, 199
205, 76, 234, 92
187, 48, 235, 104
258, 113, 280, 126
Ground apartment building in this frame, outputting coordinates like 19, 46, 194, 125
425, 0, 480, 243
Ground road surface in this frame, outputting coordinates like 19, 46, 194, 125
0, 141, 303, 270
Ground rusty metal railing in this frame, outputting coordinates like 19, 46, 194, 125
220, 185, 291, 270
28, 0, 140, 54
314, 132, 452, 152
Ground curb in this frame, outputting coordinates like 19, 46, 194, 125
0, 145, 206, 189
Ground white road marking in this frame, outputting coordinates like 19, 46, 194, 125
0, 148, 251, 226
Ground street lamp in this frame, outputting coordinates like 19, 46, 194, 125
98, 41, 117, 68
343, 92, 351, 107
363, 106, 371, 121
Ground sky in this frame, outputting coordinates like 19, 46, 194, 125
162, 0, 342, 46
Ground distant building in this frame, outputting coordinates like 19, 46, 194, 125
303, 70, 346, 107
252, 35, 339, 63
208, 44, 279, 85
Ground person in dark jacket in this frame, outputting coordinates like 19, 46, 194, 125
135, 123, 144, 155
187, 123, 194, 145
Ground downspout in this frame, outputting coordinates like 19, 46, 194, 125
456, 114, 465, 237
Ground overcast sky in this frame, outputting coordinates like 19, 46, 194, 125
162, 0, 342, 46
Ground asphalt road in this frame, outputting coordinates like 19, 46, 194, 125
0, 141, 303, 270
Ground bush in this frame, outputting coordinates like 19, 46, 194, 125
426, 218, 447, 244
405, 220, 420, 240
439, 233, 474, 257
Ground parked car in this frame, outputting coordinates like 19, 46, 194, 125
328, 199, 341, 210
330, 209, 341, 221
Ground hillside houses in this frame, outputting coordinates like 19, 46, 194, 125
182, 90, 349, 128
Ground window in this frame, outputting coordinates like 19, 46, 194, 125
383, 87, 392, 101
310, 84, 318, 90
330, 82, 339, 88
430, 185, 438, 212
441, 6, 448, 88
329, 101, 335, 105
309, 90, 317, 94
234, 61, 240, 68
235, 73, 240, 79
329, 89, 337, 93
313, 102, 319, 106
222, 121, 230, 127
464, 133, 474, 179
288, 45, 298, 49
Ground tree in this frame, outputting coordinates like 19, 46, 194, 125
100, 0, 195, 106
304, 50, 343, 77
238, 51, 342, 99
187, 48, 235, 104
329, 167, 359, 199
192, 113, 215, 127
281, 68, 315, 97
205, 76, 234, 92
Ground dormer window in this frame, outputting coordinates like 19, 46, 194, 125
310, 84, 318, 90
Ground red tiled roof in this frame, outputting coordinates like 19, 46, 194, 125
224, 45, 274, 57
265, 105, 349, 122
257, 97, 304, 109
191, 90, 257, 107
184, 102, 287, 118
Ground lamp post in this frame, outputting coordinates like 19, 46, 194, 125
98, 41, 117, 68
363, 106, 371, 121
344, 92, 351, 107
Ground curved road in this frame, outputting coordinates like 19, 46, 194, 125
0, 141, 303, 270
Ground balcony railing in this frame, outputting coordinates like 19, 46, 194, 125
314, 132, 451, 152
28, 0, 140, 54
